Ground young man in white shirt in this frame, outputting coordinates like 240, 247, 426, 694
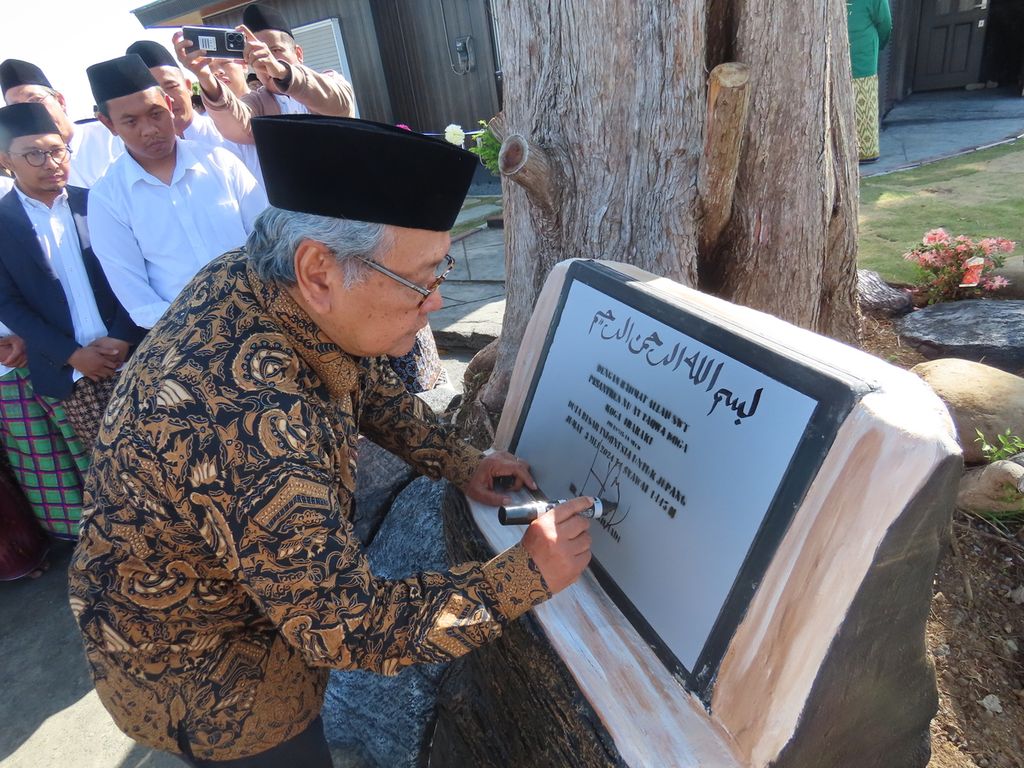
0, 59, 122, 188
87, 54, 268, 330
126, 41, 264, 187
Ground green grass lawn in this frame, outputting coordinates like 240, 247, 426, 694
858, 140, 1024, 283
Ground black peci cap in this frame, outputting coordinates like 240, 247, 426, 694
242, 3, 292, 36
0, 102, 60, 149
126, 40, 178, 70
87, 55, 159, 105
0, 59, 52, 95
251, 115, 479, 232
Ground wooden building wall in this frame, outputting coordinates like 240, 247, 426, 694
880, 0, 923, 116
369, 0, 500, 134
206, 0, 501, 134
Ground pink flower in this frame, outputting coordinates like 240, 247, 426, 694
998, 238, 1016, 253
923, 228, 949, 245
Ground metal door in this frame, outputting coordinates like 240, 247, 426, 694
913, 0, 990, 90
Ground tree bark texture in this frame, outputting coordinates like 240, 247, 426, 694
479, 0, 860, 414
479, 0, 707, 413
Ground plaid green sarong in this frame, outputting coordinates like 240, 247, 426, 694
0, 369, 89, 539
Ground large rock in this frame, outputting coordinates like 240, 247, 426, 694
858, 269, 912, 317
323, 477, 451, 768
897, 300, 1024, 373
912, 359, 1024, 464
352, 438, 415, 547
991, 254, 1024, 299
957, 461, 1024, 516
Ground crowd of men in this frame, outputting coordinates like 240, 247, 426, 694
0, 2, 439, 545
1, 3, 594, 766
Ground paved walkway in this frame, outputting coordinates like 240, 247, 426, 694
866, 86, 1024, 176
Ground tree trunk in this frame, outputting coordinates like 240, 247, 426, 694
477, 0, 860, 415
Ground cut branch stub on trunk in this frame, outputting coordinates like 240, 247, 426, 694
698, 62, 751, 256
498, 133, 561, 237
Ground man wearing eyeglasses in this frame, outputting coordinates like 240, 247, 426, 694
0, 103, 143, 537
0, 58, 123, 188
69, 115, 594, 767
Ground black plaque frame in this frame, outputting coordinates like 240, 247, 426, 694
508, 260, 866, 707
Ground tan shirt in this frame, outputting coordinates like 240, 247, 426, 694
68, 250, 549, 760
202, 61, 356, 145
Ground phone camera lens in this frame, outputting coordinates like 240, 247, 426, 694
227, 32, 244, 50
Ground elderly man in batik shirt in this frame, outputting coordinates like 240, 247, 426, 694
69, 115, 593, 768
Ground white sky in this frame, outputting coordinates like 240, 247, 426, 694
0, 0, 179, 121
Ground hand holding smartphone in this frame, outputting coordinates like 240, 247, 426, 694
181, 26, 247, 60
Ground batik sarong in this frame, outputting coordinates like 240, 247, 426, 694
0, 369, 88, 539
388, 325, 446, 394
854, 74, 880, 162
63, 375, 118, 457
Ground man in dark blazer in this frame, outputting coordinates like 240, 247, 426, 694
0, 102, 144, 451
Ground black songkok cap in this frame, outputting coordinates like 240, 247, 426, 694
0, 103, 60, 149
125, 40, 178, 70
0, 59, 52, 94
87, 55, 159, 104
252, 115, 478, 232
242, 3, 292, 36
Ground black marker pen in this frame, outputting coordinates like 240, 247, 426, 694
498, 498, 613, 526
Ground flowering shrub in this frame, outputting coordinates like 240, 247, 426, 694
468, 119, 500, 175
903, 229, 1014, 304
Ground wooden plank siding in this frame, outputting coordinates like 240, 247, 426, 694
205, 0, 395, 123
370, 0, 500, 134
879, 0, 923, 116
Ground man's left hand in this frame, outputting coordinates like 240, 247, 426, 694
88, 337, 132, 366
462, 451, 539, 507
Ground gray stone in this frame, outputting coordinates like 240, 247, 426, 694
353, 439, 415, 547
912, 359, 1024, 464
323, 478, 452, 768
957, 461, 1024, 516
415, 383, 460, 417
991, 254, 1024, 300
858, 269, 912, 317
897, 300, 1024, 373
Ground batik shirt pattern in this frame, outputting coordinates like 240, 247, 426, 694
68, 250, 549, 760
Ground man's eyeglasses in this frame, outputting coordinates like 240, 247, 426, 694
14, 145, 72, 168
358, 253, 456, 307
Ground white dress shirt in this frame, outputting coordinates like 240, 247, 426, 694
183, 111, 265, 191
88, 139, 268, 329
13, 186, 109, 382
69, 120, 123, 189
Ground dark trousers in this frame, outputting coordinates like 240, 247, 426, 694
176, 716, 332, 768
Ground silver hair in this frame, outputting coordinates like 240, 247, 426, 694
245, 206, 390, 287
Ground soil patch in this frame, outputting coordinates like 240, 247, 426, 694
858, 317, 1024, 768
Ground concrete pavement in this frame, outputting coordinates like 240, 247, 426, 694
866, 86, 1024, 176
